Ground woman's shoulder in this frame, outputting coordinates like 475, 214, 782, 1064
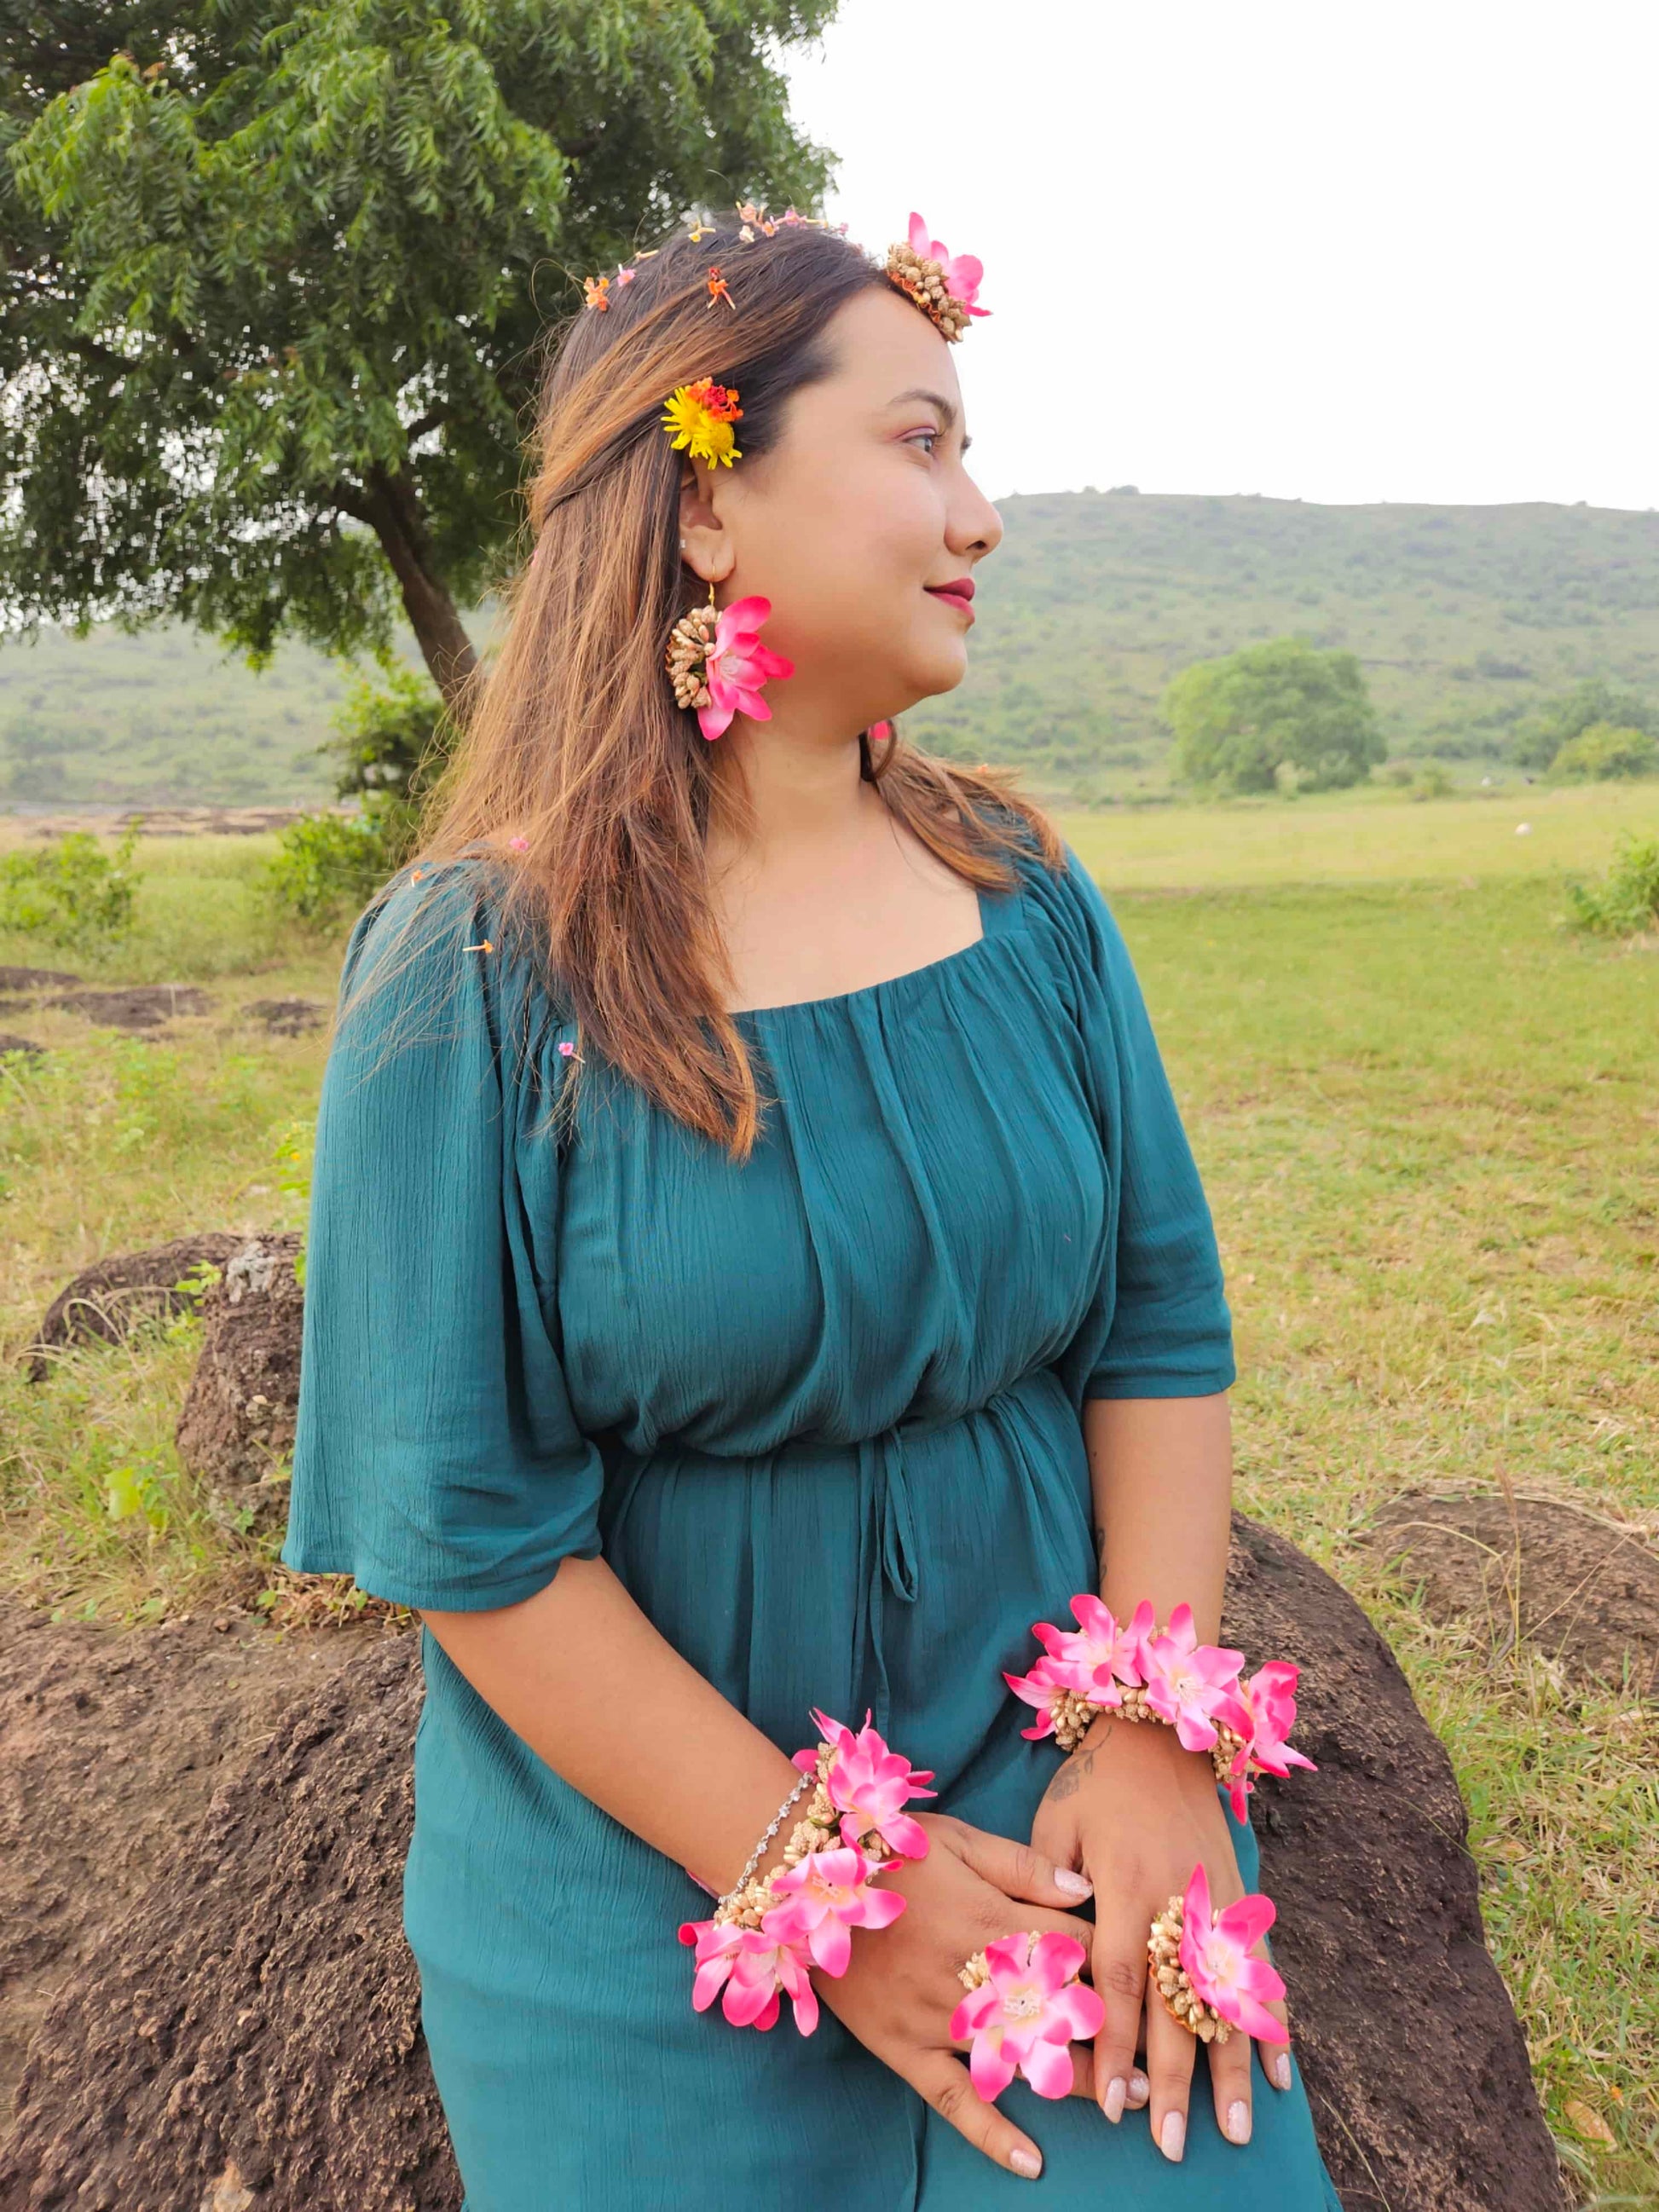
980, 809, 1122, 964
332, 852, 567, 1060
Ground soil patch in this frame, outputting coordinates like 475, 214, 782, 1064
42, 984, 218, 1031
241, 997, 327, 1037
0, 968, 80, 992
1359, 1489, 1659, 1697
0, 1035, 43, 1061
0, 1594, 378, 2139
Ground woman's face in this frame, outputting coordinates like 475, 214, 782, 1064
681, 286, 1004, 733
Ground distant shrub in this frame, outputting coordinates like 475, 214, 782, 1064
1163, 636, 1385, 795
328, 664, 452, 803
1564, 835, 1659, 938
1509, 679, 1658, 773
1409, 765, 1454, 800
0, 822, 139, 945
262, 803, 408, 927
1546, 723, 1658, 783
266, 667, 452, 927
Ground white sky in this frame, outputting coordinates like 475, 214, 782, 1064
781, 1, 1658, 510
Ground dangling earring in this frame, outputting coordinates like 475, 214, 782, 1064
665, 583, 795, 743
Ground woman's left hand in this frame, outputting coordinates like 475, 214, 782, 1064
1028, 1709, 1293, 2163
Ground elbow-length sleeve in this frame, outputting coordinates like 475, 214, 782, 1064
1044, 840, 1237, 1403
279, 863, 605, 1612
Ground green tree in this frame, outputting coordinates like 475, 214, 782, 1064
2, 2, 833, 711
1546, 722, 1658, 783
1509, 679, 1658, 774
1162, 636, 1385, 796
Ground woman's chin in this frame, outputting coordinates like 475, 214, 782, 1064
899, 644, 971, 703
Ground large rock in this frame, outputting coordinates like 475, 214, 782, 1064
0, 1517, 1568, 2212
1230, 1515, 1565, 2210
24, 1233, 247, 1383
176, 1235, 306, 1535
0, 1634, 443, 2212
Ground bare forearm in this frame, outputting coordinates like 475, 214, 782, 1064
418, 1554, 804, 1899
1081, 1392, 1234, 1644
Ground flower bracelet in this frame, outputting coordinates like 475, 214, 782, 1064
1002, 1594, 1318, 2054
677, 1707, 936, 2035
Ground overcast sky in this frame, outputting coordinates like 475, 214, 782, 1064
781, 1, 1657, 511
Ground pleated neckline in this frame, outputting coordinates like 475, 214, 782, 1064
726, 865, 1026, 1026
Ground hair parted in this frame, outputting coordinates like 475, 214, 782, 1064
342, 212, 1062, 1165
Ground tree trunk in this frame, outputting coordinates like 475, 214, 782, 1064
356, 465, 479, 718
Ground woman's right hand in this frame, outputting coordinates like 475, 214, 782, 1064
808, 1810, 1106, 2182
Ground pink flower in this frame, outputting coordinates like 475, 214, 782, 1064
1177, 1862, 1288, 2044
791, 1707, 936, 1860
696, 594, 795, 741
677, 1915, 818, 2035
506, 833, 529, 852
1215, 1660, 1317, 1819
1047, 1592, 1157, 1701
1138, 1603, 1246, 1753
949, 1929, 1105, 2101
907, 211, 991, 319
763, 1842, 906, 1976
1002, 1649, 1069, 1740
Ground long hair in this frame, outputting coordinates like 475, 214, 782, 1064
352, 214, 1062, 1164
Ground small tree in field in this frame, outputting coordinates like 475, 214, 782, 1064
1163, 636, 1386, 796
1, 2, 834, 713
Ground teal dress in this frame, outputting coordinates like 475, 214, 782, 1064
280, 827, 1344, 2212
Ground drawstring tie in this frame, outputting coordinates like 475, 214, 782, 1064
850, 1424, 921, 1742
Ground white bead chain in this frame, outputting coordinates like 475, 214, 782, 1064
718, 1772, 812, 1910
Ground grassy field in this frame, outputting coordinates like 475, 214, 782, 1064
1, 785, 1654, 2200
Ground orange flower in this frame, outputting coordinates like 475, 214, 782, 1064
582, 274, 610, 311
705, 266, 735, 311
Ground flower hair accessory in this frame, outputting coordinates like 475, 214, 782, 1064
665, 586, 795, 741
1148, 1862, 1288, 2046
1003, 1595, 1317, 1819
662, 379, 743, 468
885, 211, 990, 341
951, 1929, 1105, 2100
677, 1707, 935, 2035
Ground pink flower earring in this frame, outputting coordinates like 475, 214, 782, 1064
665, 581, 795, 742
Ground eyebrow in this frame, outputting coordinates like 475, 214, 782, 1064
890, 386, 973, 453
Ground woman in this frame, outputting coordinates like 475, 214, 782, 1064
282, 208, 1344, 2209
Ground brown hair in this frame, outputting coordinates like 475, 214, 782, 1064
354, 214, 1062, 1164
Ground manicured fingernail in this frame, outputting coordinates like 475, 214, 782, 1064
1271, 2051, 1292, 2091
1055, 1868, 1093, 1897
1129, 2069, 1151, 2105
1010, 2146, 1042, 2179
1226, 2099, 1251, 2144
1159, 2110, 1185, 2162
1101, 2075, 1126, 2122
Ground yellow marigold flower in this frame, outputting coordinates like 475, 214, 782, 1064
661, 381, 744, 468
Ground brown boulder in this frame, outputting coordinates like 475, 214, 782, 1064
24, 1233, 246, 1383
0, 1632, 448, 2211
0, 1518, 1568, 2211
176, 1235, 306, 1535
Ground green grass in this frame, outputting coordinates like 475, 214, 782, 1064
0, 789, 1653, 2201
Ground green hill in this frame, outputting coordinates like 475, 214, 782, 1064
4, 493, 1657, 807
